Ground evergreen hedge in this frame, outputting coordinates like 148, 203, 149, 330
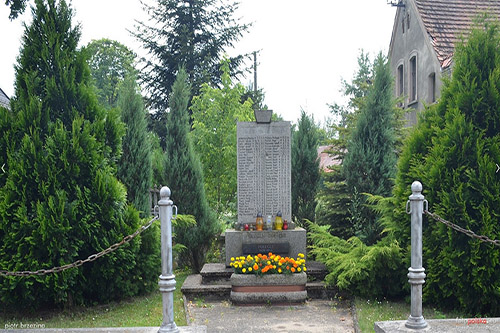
0, 0, 159, 310
387, 18, 500, 315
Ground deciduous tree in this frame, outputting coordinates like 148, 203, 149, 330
86, 39, 137, 109
191, 60, 254, 215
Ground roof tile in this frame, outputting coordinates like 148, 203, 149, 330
414, 0, 500, 67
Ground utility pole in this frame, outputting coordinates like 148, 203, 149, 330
253, 51, 257, 93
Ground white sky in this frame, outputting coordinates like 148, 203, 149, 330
0, 0, 397, 124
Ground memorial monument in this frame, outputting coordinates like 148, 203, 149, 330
225, 111, 306, 267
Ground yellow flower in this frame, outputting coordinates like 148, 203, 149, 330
242, 268, 246, 273
248, 267, 252, 272
303, 267, 307, 272
267, 261, 271, 265
231, 257, 235, 261
297, 267, 301, 272
298, 253, 305, 258
278, 268, 282, 273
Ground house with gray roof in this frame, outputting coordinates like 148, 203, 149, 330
0, 88, 10, 110
388, 0, 500, 125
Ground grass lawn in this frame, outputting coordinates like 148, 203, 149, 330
355, 297, 463, 332
0, 269, 190, 329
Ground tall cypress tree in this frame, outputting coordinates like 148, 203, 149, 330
163, 68, 217, 272
116, 76, 152, 216
0, 0, 156, 309
387, 18, 500, 315
315, 52, 374, 239
343, 53, 397, 245
291, 110, 320, 223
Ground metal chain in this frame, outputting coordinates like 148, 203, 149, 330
424, 210, 500, 247
0, 212, 159, 277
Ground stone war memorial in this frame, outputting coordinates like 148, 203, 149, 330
223, 111, 307, 304
225, 111, 306, 268
181, 111, 320, 307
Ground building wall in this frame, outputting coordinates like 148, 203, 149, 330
0, 88, 10, 110
388, 0, 443, 126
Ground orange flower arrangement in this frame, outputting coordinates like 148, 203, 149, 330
230, 252, 306, 275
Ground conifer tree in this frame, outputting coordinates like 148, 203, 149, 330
387, 18, 500, 315
134, 0, 249, 146
0, 0, 157, 309
116, 77, 152, 216
315, 52, 373, 238
163, 68, 217, 272
291, 110, 320, 223
342, 53, 397, 245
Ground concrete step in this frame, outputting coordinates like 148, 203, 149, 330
181, 273, 338, 301
200, 263, 232, 284
305, 261, 328, 281
181, 274, 231, 301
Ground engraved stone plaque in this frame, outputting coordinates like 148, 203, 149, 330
242, 243, 290, 256
237, 121, 291, 226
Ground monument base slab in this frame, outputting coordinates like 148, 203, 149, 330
230, 272, 307, 305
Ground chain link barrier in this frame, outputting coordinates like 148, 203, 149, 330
424, 210, 500, 247
0, 209, 159, 277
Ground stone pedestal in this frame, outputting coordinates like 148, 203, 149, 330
225, 228, 306, 267
230, 272, 307, 304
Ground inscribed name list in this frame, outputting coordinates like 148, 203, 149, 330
237, 122, 291, 225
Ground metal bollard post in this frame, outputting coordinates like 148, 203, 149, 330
158, 186, 179, 333
405, 181, 428, 329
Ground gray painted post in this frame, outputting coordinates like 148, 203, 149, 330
405, 181, 428, 329
158, 186, 179, 333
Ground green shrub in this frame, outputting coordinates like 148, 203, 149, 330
385, 18, 500, 315
308, 221, 405, 299
0, 0, 159, 310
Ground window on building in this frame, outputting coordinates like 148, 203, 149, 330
410, 55, 417, 102
397, 64, 404, 97
407, 13, 410, 30
428, 72, 436, 103
402, 18, 405, 34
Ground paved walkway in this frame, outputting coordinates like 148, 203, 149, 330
185, 298, 355, 333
